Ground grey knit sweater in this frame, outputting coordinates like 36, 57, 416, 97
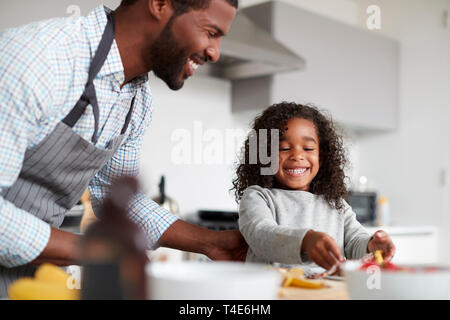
238, 185, 372, 274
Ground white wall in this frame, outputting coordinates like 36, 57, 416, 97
140, 75, 245, 214
351, 0, 450, 262
0, 0, 121, 31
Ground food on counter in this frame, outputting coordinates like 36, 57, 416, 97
359, 250, 423, 273
8, 263, 79, 300
278, 267, 325, 289
8, 278, 79, 300
34, 263, 71, 284
306, 262, 344, 280
284, 276, 325, 289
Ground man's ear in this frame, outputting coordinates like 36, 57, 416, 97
148, 0, 174, 22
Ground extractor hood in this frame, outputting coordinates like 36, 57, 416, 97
197, 4, 305, 80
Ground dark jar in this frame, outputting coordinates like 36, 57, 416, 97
79, 176, 149, 300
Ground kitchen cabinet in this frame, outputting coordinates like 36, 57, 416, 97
232, 1, 399, 132
365, 226, 439, 264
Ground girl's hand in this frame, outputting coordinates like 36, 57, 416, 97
302, 230, 345, 270
367, 230, 396, 262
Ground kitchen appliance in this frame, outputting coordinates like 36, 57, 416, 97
186, 209, 239, 231
346, 191, 378, 225
152, 176, 179, 215
197, 3, 305, 80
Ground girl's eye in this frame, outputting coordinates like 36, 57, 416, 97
280, 148, 290, 151
304, 148, 315, 151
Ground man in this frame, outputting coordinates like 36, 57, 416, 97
0, 0, 247, 297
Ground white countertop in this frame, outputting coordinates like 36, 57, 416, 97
363, 225, 438, 236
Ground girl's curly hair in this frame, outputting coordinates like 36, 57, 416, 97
232, 102, 349, 212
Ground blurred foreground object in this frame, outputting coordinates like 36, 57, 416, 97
147, 261, 282, 299
8, 263, 79, 300
80, 176, 148, 300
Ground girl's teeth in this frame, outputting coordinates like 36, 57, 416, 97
287, 168, 307, 174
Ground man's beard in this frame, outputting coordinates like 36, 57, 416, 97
149, 18, 189, 90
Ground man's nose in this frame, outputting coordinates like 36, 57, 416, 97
206, 40, 221, 63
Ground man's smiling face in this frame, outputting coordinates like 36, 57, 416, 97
150, 0, 236, 90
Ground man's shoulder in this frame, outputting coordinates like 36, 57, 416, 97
0, 17, 85, 73
0, 17, 88, 121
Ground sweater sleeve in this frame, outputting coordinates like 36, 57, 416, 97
238, 186, 310, 264
343, 201, 371, 259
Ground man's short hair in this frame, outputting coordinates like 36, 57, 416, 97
121, 0, 238, 15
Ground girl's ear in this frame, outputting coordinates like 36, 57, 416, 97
148, 0, 174, 22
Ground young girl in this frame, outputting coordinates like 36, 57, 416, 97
232, 102, 395, 275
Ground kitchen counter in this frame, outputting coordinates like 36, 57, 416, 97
364, 225, 438, 236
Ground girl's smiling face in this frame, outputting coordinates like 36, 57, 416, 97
275, 117, 320, 191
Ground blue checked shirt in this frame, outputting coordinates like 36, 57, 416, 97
0, 6, 178, 268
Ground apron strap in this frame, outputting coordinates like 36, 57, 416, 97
121, 96, 135, 135
62, 12, 116, 144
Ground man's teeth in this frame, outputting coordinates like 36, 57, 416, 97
286, 168, 307, 174
189, 59, 199, 70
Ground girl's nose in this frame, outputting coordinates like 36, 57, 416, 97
290, 149, 305, 161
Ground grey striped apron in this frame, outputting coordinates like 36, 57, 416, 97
0, 12, 135, 297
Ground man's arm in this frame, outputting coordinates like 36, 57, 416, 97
157, 220, 248, 261
87, 89, 180, 250
29, 228, 80, 266
0, 33, 73, 267
88, 89, 247, 260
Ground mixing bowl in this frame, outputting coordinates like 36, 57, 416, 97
343, 260, 450, 300
146, 261, 282, 300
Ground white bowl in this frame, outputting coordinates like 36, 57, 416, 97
146, 261, 282, 300
343, 260, 450, 300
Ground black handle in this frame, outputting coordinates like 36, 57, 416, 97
159, 176, 166, 203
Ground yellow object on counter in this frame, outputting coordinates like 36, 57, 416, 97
34, 263, 71, 284
284, 276, 324, 289
8, 263, 80, 300
278, 267, 324, 289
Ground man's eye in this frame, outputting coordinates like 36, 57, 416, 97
208, 31, 217, 38
280, 148, 290, 151
304, 148, 314, 151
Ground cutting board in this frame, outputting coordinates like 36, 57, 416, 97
279, 279, 349, 300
